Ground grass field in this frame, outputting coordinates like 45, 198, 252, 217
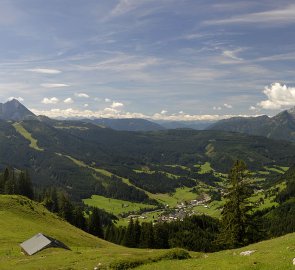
192, 200, 224, 218
0, 195, 181, 270
149, 187, 198, 207
137, 233, 295, 270
12, 122, 43, 151
83, 195, 157, 216
194, 162, 213, 174
1, 195, 294, 270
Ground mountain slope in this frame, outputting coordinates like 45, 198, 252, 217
156, 120, 214, 130
1, 117, 295, 201
0, 195, 172, 270
0, 99, 36, 121
208, 107, 295, 142
137, 232, 295, 270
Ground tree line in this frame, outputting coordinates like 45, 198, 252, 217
105, 215, 220, 252
0, 167, 34, 199
1, 160, 294, 252
0, 167, 112, 240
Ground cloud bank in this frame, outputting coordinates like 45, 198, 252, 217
31, 107, 256, 122
258, 82, 295, 109
41, 97, 59, 104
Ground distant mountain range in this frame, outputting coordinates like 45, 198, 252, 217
154, 120, 214, 130
208, 107, 295, 142
1, 99, 295, 203
2, 99, 295, 142
0, 99, 215, 131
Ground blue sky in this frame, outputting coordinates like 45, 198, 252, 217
1, 0, 295, 120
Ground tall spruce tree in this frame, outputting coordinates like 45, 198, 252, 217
88, 208, 104, 238
139, 222, 154, 248
123, 218, 136, 247
18, 170, 34, 199
217, 160, 254, 248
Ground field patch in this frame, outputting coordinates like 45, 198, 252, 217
83, 195, 157, 216
13, 123, 43, 151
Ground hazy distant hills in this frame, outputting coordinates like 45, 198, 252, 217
155, 120, 214, 130
0, 99, 36, 121
82, 118, 213, 131
83, 118, 165, 131
208, 107, 295, 142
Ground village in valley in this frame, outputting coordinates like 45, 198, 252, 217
124, 194, 213, 224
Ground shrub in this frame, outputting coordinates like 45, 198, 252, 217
109, 248, 191, 269
162, 248, 191, 260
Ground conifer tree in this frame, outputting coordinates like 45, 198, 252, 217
72, 206, 86, 230
134, 219, 141, 247
58, 192, 74, 223
217, 160, 254, 248
139, 222, 154, 248
123, 218, 136, 247
18, 170, 34, 199
88, 208, 104, 238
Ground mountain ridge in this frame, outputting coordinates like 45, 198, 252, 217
0, 99, 36, 121
208, 106, 295, 142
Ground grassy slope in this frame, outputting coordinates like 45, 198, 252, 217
137, 233, 295, 270
12, 122, 44, 151
0, 195, 294, 270
0, 195, 170, 270
83, 195, 157, 216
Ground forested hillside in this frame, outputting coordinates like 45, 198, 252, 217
208, 107, 295, 142
1, 117, 295, 202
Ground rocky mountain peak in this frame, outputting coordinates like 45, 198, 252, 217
0, 99, 36, 121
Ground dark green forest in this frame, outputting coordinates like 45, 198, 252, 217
2, 161, 294, 252
2, 118, 295, 202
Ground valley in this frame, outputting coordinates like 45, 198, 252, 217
1, 1, 295, 268
0, 100, 295, 269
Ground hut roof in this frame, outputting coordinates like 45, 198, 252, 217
20, 233, 69, 255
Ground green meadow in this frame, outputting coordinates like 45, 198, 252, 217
83, 195, 157, 216
12, 122, 44, 151
1, 195, 294, 270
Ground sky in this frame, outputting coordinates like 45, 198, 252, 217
1, 0, 295, 121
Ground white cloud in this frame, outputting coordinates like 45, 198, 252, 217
222, 49, 243, 61
249, 106, 256, 111
110, 102, 124, 109
41, 83, 69, 88
160, 110, 167, 114
64, 98, 74, 104
204, 5, 295, 26
110, 0, 144, 17
41, 97, 59, 104
75, 93, 89, 98
78, 54, 159, 72
213, 106, 222, 111
27, 68, 61, 74
224, 103, 233, 109
7, 96, 24, 102
258, 82, 295, 109
84, 104, 89, 107
105, 98, 111, 102
31, 107, 256, 121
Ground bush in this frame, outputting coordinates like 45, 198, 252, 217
162, 248, 191, 260
109, 248, 191, 269
109, 259, 145, 270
